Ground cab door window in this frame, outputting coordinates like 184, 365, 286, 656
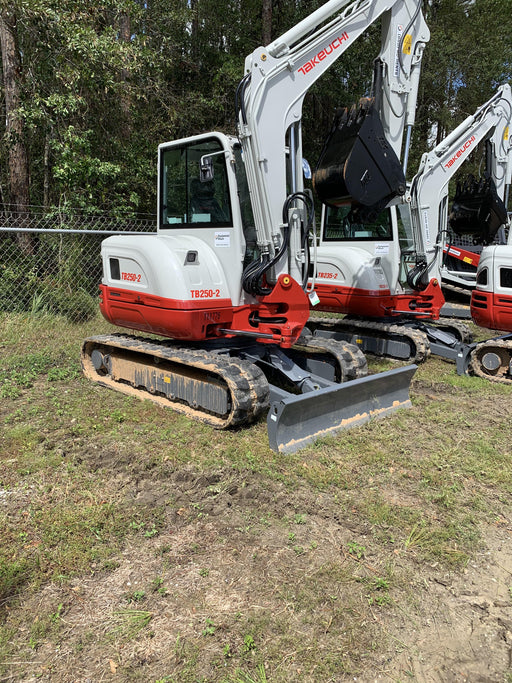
161, 139, 232, 227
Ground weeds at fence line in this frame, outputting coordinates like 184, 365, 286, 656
0, 206, 156, 322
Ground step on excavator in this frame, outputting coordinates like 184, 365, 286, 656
308, 84, 512, 374
82, 0, 430, 453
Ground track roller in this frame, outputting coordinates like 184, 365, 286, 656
432, 319, 473, 344
291, 335, 368, 382
306, 316, 430, 363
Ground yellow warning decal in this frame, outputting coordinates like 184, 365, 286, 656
505, 126, 509, 142
463, 256, 473, 264
164, 376, 171, 383
402, 34, 412, 55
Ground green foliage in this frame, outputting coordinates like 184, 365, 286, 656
0, 233, 99, 321
109, 609, 153, 640
347, 541, 366, 560
202, 617, 216, 636
50, 127, 122, 209
0, 557, 31, 604
242, 634, 256, 653
410, 0, 512, 173
2, 0, 511, 213
0, 349, 79, 398
39, 286, 97, 323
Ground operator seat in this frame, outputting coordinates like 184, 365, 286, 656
190, 179, 227, 223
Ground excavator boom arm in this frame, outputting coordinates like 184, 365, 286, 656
409, 83, 512, 283
237, 0, 429, 285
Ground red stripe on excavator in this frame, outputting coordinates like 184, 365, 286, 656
471, 290, 512, 330
99, 284, 234, 340
101, 285, 233, 310
99, 277, 309, 346
313, 280, 444, 319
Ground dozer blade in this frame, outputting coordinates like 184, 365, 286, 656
267, 365, 417, 454
313, 99, 406, 216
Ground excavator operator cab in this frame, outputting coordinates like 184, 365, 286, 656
156, 133, 255, 306
189, 179, 228, 224
157, 134, 259, 283
159, 136, 233, 229
472, 245, 512, 329
316, 201, 416, 296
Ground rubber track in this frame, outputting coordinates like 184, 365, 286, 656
81, 334, 270, 429
293, 335, 368, 381
432, 319, 473, 344
441, 282, 473, 300
468, 339, 512, 384
307, 317, 430, 363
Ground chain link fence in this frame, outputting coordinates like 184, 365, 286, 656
0, 206, 156, 322
2, 205, 509, 323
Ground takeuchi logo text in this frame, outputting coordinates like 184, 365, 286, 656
298, 32, 349, 75
444, 135, 476, 168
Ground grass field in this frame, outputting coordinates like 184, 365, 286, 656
1, 311, 512, 682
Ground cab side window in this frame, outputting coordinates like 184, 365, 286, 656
161, 139, 232, 227
323, 205, 393, 241
499, 267, 512, 289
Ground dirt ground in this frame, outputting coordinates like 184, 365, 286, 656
8, 454, 512, 682
394, 523, 512, 681
2, 345, 512, 682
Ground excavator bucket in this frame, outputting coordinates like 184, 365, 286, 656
449, 174, 508, 244
313, 98, 406, 219
267, 365, 417, 454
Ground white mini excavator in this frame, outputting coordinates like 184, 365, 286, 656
307, 84, 512, 373
82, 0, 431, 452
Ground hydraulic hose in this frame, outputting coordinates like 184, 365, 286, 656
281, 191, 315, 292
242, 192, 315, 297
406, 259, 429, 291
398, 0, 422, 76
235, 74, 251, 127
407, 227, 446, 292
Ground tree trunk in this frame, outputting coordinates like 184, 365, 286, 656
190, 0, 199, 61
262, 0, 272, 46
119, 11, 132, 139
0, 8, 33, 253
